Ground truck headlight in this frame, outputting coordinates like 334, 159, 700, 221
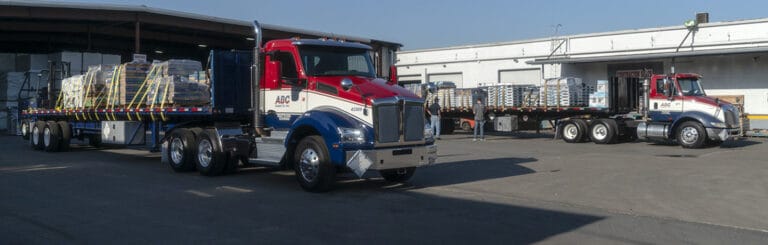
338, 127, 365, 144
710, 122, 726, 128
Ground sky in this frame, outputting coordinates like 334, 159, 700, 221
47, 0, 768, 50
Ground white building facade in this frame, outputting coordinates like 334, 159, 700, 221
396, 18, 768, 131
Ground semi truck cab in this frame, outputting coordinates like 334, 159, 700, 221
244, 23, 437, 191
640, 73, 741, 147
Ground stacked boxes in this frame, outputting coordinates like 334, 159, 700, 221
522, 86, 540, 107
484, 84, 536, 107
540, 77, 592, 107
115, 62, 151, 106
144, 60, 210, 106
589, 80, 609, 108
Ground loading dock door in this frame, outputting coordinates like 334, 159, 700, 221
398, 75, 422, 84
499, 69, 541, 85
428, 73, 463, 88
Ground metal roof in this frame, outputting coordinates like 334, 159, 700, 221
0, 0, 401, 47
527, 46, 768, 65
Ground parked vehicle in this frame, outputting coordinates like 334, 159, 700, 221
418, 74, 740, 148
19, 21, 438, 192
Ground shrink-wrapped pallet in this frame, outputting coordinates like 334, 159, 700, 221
145, 76, 210, 106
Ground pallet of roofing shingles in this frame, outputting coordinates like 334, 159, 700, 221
60, 75, 84, 109
110, 62, 152, 106
145, 76, 211, 106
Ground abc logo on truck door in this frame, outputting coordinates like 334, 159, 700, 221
275, 95, 290, 108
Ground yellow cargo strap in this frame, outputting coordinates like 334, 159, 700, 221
55, 78, 65, 110
104, 65, 121, 121
158, 77, 171, 122
128, 65, 159, 121
81, 71, 94, 120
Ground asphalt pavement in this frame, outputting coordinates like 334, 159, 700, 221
1, 132, 767, 244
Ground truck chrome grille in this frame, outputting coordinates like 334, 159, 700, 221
373, 98, 425, 146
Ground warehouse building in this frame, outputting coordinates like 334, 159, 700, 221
0, 1, 400, 132
396, 15, 768, 134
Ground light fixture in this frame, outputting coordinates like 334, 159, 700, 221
684, 19, 697, 29
246, 37, 255, 41
198, 44, 207, 48
154, 50, 164, 54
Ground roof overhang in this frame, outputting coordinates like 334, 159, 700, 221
527, 46, 768, 65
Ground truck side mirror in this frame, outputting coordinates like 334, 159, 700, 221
341, 78, 353, 91
387, 65, 398, 85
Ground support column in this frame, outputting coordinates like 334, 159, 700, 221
134, 21, 141, 54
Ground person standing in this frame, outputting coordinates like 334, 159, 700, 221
428, 98, 441, 140
473, 98, 485, 141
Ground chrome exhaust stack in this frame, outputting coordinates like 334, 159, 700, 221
642, 78, 650, 121
252, 20, 265, 136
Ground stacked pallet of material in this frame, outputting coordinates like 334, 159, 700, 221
144, 60, 210, 106
60, 75, 84, 109
539, 77, 591, 107
115, 62, 151, 106
454, 88, 473, 108
436, 87, 456, 108
522, 86, 540, 107
589, 80, 609, 108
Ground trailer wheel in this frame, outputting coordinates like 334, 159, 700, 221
677, 121, 707, 149
561, 120, 587, 143
294, 136, 336, 192
380, 167, 416, 182
167, 128, 197, 172
195, 129, 227, 176
31, 121, 46, 150
57, 121, 71, 152
589, 119, 618, 144
43, 121, 62, 152
21, 121, 30, 140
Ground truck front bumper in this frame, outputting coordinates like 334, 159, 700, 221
706, 127, 740, 141
345, 144, 438, 170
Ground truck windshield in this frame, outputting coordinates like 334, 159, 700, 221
299, 46, 375, 77
678, 78, 706, 96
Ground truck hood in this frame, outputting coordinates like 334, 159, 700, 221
312, 76, 421, 104
691, 96, 732, 107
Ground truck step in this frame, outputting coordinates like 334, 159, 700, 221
249, 138, 286, 167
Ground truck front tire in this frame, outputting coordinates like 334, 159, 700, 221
380, 167, 416, 182
294, 136, 335, 192
168, 128, 197, 172
677, 121, 707, 149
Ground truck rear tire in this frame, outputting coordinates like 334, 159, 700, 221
57, 121, 72, 152
195, 129, 227, 176
21, 121, 30, 140
31, 121, 46, 150
168, 128, 197, 172
589, 119, 618, 144
294, 136, 336, 192
561, 120, 587, 143
43, 121, 62, 152
677, 121, 707, 149
380, 167, 416, 182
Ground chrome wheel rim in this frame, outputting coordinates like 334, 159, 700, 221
197, 139, 213, 168
32, 126, 39, 145
563, 123, 579, 140
299, 148, 320, 182
592, 123, 608, 141
22, 123, 28, 136
681, 126, 699, 144
43, 127, 51, 147
170, 138, 184, 165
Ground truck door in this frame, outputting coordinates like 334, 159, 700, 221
648, 77, 683, 122
264, 50, 308, 128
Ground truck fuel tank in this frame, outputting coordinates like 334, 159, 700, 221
636, 122, 671, 140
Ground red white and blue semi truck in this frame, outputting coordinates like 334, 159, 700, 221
430, 73, 741, 148
20, 21, 438, 192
